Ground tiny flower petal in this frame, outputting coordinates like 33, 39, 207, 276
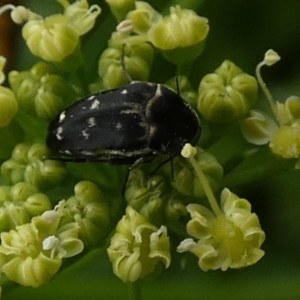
241, 110, 278, 145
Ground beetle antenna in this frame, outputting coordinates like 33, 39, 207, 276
121, 44, 133, 83
175, 76, 181, 96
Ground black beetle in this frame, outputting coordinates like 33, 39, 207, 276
46, 80, 201, 167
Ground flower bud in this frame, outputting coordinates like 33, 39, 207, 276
60, 181, 110, 248
9, 62, 75, 119
0, 182, 51, 231
177, 188, 265, 271
126, 1, 162, 35
0, 56, 6, 84
0, 86, 18, 127
168, 148, 223, 198
241, 110, 278, 145
125, 168, 168, 225
22, 14, 79, 62
107, 206, 170, 282
198, 60, 258, 123
164, 196, 188, 223
98, 33, 154, 89
1, 143, 66, 189
148, 6, 209, 64
105, 0, 135, 21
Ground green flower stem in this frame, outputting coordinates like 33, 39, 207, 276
255, 62, 277, 119
128, 282, 141, 300
188, 155, 222, 216
223, 147, 294, 187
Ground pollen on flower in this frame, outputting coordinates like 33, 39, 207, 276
181, 143, 197, 158
264, 49, 281, 66
116, 20, 134, 34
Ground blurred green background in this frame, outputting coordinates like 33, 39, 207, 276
2, 0, 300, 299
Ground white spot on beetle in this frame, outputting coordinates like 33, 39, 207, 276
87, 117, 96, 127
61, 150, 72, 155
121, 89, 128, 95
155, 84, 163, 98
116, 123, 122, 130
90, 99, 100, 109
56, 127, 64, 140
59, 111, 66, 123
87, 95, 96, 101
82, 129, 90, 139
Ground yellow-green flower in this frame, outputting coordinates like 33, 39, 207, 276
107, 206, 170, 282
58, 0, 101, 36
148, 5, 209, 65
126, 1, 162, 35
275, 96, 300, 126
20, 0, 101, 62
0, 201, 84, 287
269, 121, 300, 160
177, 188, 265, 271
22, 14, 79, 62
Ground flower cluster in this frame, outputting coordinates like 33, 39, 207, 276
0, 0, 289, 295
